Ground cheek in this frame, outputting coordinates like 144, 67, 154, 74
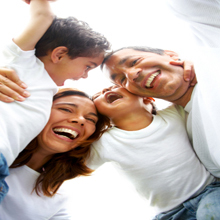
94, 99, 103, 112
85, 124, 96, 137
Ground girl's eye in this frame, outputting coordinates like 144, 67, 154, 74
92, 92, 101, 100
120, 77, 126, 85
59, 108, 72, 113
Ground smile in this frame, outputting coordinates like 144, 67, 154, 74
53, 128, 79, 140
145, 70, 160, 88
106, 92, 123, 103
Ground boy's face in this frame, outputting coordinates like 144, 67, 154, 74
93, 85, 150, 119
51, 53, 104, 86
103, 49, 189, 103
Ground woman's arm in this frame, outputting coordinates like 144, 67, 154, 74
0, 68, 29, 102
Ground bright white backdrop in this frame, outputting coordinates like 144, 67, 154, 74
0, 1, 194, 219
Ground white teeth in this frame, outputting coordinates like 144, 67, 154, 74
145, 71, 160, 88
53, 128, 78, 138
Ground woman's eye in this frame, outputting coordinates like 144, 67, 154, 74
59, 108, 72, 113
86, 118, 96, 124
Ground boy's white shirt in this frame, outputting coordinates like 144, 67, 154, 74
87, 105, 215, 214
0, 40, 57, 166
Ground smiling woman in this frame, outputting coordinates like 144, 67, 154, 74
0, 88, 110, 220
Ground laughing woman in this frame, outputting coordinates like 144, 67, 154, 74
0, 88, 110, 220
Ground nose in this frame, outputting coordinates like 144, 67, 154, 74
125, 68, 141, 82
101, 87, 111, 94
82, 71, 88, 79
68, 116, 85, 126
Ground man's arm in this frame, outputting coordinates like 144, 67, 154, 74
14, 0, 55, 51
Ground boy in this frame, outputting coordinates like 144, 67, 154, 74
87, 85, 220, 219
0, 0, 109, 202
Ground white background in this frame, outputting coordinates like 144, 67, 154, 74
0, 1, 194, 219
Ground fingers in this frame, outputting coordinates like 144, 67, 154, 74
0, 68, 30, 102
170, 60, 197, 85
22, 0, 31, 4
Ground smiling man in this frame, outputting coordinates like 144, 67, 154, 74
101, 0, 220, 181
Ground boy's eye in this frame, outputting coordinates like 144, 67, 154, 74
86, 66, 92, 70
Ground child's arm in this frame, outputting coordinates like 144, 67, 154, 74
14, 0, 55, 51
170, 60, 197, 86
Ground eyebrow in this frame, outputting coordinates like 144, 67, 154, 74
89, 61, 98, 67
118, 55, 132, 65
54, 103, 77, 107
54, 102, 98, 118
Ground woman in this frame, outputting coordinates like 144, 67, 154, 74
0, 88, 110, 220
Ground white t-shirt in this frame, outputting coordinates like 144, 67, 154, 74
167, 0, 220, 177
0, 41, 57, 166
87, 105, 215, 214
0, 166, 72, 220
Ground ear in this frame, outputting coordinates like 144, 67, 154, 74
143, 97, 155, 105
50, 46, 69, 63
164, 50, 180, 61
142, 97, 155, 114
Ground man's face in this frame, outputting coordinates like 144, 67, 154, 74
103, 49, 189, 102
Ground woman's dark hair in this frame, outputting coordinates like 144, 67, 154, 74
35, 16, 111, 59
10, 88, 111, 197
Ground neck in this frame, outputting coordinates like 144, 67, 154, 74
172, 86, 194, 107
26, 150, 52, 173
111, 110, 153, 131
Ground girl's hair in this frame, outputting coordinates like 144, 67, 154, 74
10, 88, 111, 197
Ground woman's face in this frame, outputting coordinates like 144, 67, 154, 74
37, 95, 98, 155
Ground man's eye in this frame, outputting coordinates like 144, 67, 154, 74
131, 59, 139, 66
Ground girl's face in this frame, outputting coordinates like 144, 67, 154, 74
37, 95, 98, 155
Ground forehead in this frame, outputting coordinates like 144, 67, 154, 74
78, 52, 105, 66
104, 49, 154, 73
53, 95, 97, 112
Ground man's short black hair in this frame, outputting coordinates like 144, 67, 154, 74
101, 46, 164, 70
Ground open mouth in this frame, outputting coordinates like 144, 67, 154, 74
53, 128, 79, 140
145, 70, 160, 88
106, 92, 123, 103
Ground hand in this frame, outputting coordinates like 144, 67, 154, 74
170, 60, 197, 87
0, 68, 30, 103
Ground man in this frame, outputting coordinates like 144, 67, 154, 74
101, 0, 220, 178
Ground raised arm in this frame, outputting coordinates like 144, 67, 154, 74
14, 0, 55, 51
